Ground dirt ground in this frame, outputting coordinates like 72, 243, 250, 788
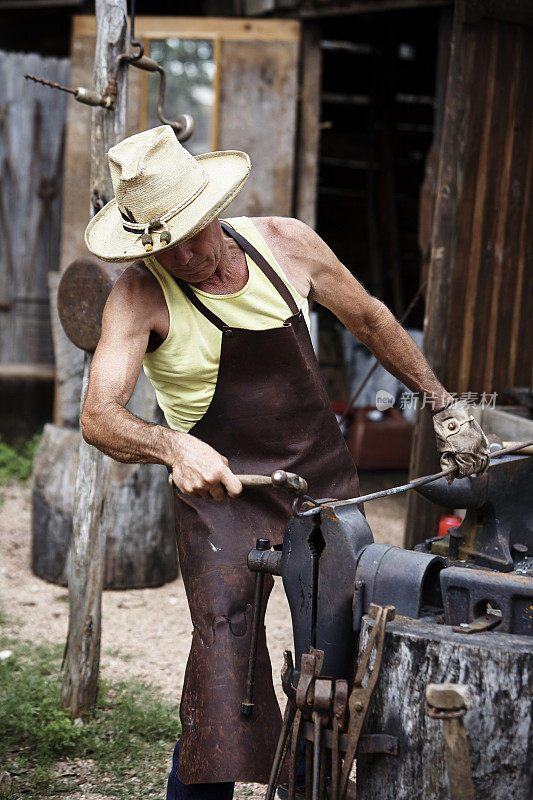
0, 473, 406, 799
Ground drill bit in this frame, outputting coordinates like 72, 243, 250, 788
24, 74, 78, 95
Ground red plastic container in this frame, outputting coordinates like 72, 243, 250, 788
438, 514, 462, 537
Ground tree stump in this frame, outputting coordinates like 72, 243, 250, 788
356, 617, 533, 800
32, 423, 79, 585
32, 422, 177, 589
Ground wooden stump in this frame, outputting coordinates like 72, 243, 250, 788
32, 423, 79, 585
356, 617, 533, 800
32, 423, 178, 589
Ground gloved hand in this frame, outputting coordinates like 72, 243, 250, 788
432, 401, 490, 484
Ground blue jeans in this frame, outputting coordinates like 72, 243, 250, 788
166, 741, 235, 799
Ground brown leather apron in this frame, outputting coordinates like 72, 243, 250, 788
172, 222, 360, 785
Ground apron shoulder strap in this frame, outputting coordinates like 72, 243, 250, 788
175, 278, 230, 332
220, 220, 300, 316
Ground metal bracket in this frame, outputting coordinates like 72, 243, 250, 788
452, 609, 502, 635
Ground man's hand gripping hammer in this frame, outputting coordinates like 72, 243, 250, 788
168, 468, 308, 497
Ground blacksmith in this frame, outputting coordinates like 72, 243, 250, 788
82, 125, 489, 799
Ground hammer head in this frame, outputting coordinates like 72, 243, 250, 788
271, 469, 308, 496
426, 683, 475, 711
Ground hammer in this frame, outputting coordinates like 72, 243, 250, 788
168, 469, 308, 497
426, 683, 476, 800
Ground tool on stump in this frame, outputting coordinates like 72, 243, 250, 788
426, 683, 476, 800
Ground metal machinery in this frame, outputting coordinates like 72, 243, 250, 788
243, 448, 533, 799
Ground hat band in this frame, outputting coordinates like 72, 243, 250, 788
119, 171, 210, 235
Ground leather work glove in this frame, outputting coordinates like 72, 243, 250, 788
432, 401, 490, 484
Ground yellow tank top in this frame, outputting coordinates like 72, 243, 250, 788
142, 217, 310, 432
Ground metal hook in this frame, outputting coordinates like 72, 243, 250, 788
127, 0, 144, 63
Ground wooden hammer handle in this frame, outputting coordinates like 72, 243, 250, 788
237, 474, 274, 487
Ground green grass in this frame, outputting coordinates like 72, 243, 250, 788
0, 433, 41, 486
0, 636, 180, 799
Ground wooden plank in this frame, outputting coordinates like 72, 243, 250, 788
406, 0, 473, 549
514, 115, 533, 389
0, 51, 68, 366
211, 35, 222, 150
454, 23, 498, 393
73, 15, 301, 42
487, 25, 525, 393
406, 5, 533, 548
216, 38, 299, 217
295, 22, 321, 227
0, 363, 55, 380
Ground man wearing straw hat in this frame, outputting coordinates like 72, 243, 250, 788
82, 125, 489, 798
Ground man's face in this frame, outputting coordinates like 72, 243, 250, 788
154, 218, 224, 284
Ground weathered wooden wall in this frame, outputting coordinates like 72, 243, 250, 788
216, 36, 299, 217
0, 51, 68, 368
444, 16, 533, 395
406, 0, 533, 548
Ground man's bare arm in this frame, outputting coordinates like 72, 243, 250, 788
273, 218, 453, 411
81, 267, 241, 500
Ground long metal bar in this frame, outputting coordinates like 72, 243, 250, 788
296, 439, 533, 517
241, 567, 265, 717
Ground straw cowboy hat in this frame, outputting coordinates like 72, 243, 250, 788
85, 125, 251, 262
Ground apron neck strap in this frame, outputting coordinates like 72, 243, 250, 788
220, 220, 300, 316
175, 278, 231, 332
173, 221, 301, 330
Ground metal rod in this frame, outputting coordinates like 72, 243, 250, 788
296, 439, 533, 517
241, 538, 269, 716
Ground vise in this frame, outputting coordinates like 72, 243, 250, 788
245, 450, 533, 700
246, 499, 443, 689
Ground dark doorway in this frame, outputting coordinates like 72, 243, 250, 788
316, 7, 443, 327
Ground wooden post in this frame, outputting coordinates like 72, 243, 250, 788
295, 22, 321, 228
404, 2, 465, 550
61, 0, 128, 716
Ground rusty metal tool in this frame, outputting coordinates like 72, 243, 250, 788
289, 649, 325, 800
311, 678, 333, 800
452, 607, 502, 634
113, 53, 194, 141
330, 680, 348, 800
426, 683, 476, 800
241, 537, 270, 717
24, 73, 115, 108
339, 603, 395, 800
265, 651, 296, 800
